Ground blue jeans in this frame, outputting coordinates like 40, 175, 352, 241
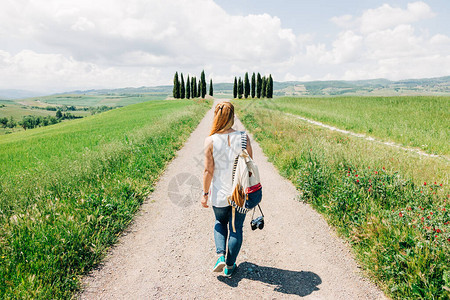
213, 206, 246, 266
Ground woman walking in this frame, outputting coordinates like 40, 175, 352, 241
201, 101, 253, 277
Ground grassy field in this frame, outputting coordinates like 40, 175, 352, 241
0, 99, 210, 299
265, 96, 449, 156
32, 93, 169, 107
234, 99, 449, 299
0, 100, 90, 135
0, 92, 169, 135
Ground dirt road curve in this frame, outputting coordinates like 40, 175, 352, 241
80, 100, 386, 299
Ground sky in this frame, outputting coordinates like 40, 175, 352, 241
0, 0, 449, 93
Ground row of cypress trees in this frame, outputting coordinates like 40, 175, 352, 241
233, 72, 273, 99
173, 70, 213, 99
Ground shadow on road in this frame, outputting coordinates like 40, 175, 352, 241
217, 262, 321, 297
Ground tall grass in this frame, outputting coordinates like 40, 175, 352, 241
267, 96, 449, 156
0, 99, 210, 299
234, 100, 449, 299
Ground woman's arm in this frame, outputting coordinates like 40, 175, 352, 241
246, 134, 253, 159
202, 136, 214, 208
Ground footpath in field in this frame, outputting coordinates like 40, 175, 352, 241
283, 112, 448, 161
80, 99, 386, 299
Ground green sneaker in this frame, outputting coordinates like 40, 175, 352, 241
213, 256, 226, 272
224, 263, 236, 277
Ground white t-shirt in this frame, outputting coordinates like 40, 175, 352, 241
210, 130, 244, 207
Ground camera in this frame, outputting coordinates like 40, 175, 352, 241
251, 216, 264, 230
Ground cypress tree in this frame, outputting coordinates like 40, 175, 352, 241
180, 73, 185, 99
267, 74, 273, 98
173, 72, 180, 98
256, 73, 262, 98
251, 72, 256, 98
200, 70, 206, 98
233, 77, 237, 99
261, 76, 267, 98
192, 76, 196, 98
238, 77, 243, 99
186, 76, 191, 99
244, 72, 250, 99
198, 79, 202, 98
209, 79, 213, 96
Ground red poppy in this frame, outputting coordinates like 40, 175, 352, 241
356, 179, 359, 183
424, 182, 427, 186
434, 182, 437, 185
368, 188, 371, 192
399, 212, 403, 217
375, 171, 378, 174
382, 167, 385, 170
421, 217, 424, 221
355, 174, 358, 177
435, 235, 438, 238
440, 183, 443, 187
430, 212, 433, 215
436, 229, 441, 233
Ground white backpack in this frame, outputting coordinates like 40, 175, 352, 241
227, 131, 262, 232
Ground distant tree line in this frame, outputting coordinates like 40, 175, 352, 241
0, 116, 17, 129
31, 104, 101, 112
19, 110, 84, 130
0, 106, 115, 132
173, 70, 213, 99
233, 72, 273, 99
32, 105, 78, 111
89, 105, 115, 115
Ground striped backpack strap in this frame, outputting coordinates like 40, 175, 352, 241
232, 131, 247, 183
229, 131, 249, 233
241, 131, 247, 150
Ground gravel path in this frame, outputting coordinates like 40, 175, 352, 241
80, 99, 387, 299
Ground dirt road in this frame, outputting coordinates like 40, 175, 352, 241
80, 100, 386, 299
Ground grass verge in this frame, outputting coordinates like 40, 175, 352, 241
234, 100, 449, 299
0, 99, 211, 299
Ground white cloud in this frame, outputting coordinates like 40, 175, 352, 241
0, 0, 448, 92
0, 0, 301, 91
359, 1, 434, 34
332, 1, 435, 34
316, 1, 449, 80
331, 14, 354, 28
0, 50, 161, 92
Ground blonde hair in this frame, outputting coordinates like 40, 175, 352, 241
209, 102, 234, 136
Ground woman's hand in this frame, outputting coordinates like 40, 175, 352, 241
201, 195, 209, 208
